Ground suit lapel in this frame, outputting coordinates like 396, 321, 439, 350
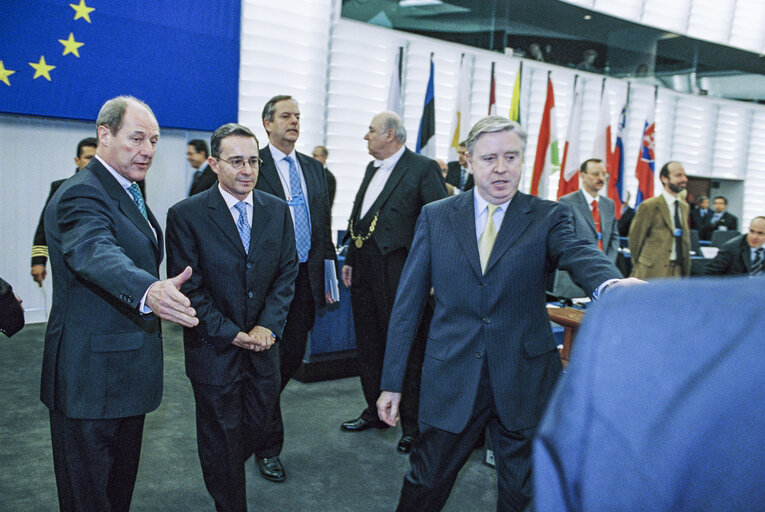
248, 191, 272, 257
365, 149, 411, 216
574, 191, 598, 235
448, 192, 483, 279
485, 192, 533, 273
89, 161, 158, 250
207, 188, 248, 256
742, 238, 752, 272
658, 197, 674, 232
257, 148, 287, 200
349, 162, 377, 224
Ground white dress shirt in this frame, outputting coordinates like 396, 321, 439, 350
218, 185, 253, 227
360, 145, 406, 217
267, 144, 311, 226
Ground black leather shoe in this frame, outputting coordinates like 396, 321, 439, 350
256, 456, 285, 482
341, 417, 389, 431
397, 435, 416, 454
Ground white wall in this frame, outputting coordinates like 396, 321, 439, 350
4, 0, 765, 324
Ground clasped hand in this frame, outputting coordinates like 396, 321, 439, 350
232, 326, 274, 352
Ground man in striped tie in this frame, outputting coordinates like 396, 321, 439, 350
706, 216, 765, 276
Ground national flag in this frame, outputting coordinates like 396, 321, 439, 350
557, 79, 583, 199
592, 84, 612, 174
387, 47, 403, 117
609, 102, 628, 219
509, 61, 522, 123
635, 88, 657, 207
0, 1, 240, 130
416, 55, 436, 158
488, 62, 497, 115
448, 55, 471, 162
530, 75, 559, 198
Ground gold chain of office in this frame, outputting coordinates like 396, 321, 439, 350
348, 211, 379, 249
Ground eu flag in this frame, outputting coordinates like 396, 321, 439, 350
0, 0, 240, 131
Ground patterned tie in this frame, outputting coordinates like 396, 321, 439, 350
286, 156, 311, 262
751, 247, 764, 276
127, 182, 148, 221
591, 199, 603, 251
674, 201, 683, 261
234, 201, 250, 254
479, 204, 499, 273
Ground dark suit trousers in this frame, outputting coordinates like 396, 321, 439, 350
191, 353, 280, 512
49, 409, 145, 512
396, 365, 534, 512
256, 263, 315, 459
351, 242, 428, 433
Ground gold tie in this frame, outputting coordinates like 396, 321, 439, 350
479, 204, 498, 273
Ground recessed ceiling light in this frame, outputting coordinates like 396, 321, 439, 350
584, 14, 592, 20
400, 0, 444, 6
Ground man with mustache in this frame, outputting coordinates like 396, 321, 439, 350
629, 161, 691, 278
554, 158, 621, 298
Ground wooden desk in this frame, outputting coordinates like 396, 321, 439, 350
547, 306, 584, 367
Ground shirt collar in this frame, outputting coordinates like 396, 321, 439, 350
374, 145, 406, 171
218, 184, 253, 210
661, 187, 679, 207
95, 154, 133, 190
268, 143, 297, 163
581, 188, 599, 205
473, 189, 512, 216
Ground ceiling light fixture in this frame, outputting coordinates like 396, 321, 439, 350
400, 0, 444, 7
584, 14, 592, 20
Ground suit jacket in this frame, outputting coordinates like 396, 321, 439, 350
445, 160, 473, 191
628, 195, 691, 278
41, 159, 164, 419
689, 207, 711, 239
32, 176, 71, 266
325, 166, 336, 212
708, 210, 738, 236
381, 191, 621, 433
166, 187, 298, 385
345, 148, 446, 266
554, 191, 621, 298
705, 234, 752, 275
189, 164, 217, 197
533, 278, 765, 511
256, 147, 336, 309
0, 277, 24, 337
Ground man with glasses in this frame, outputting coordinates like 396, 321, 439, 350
554, 158, 621, 298
254, 95, 336, 483
166, 123, 298, 511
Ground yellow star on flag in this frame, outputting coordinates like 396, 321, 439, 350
0, 61, 16, 86
29, 56, 56, 81
70, 0, 95, 23
59, 33, 84, 57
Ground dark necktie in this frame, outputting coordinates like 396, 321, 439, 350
751, 247, 764, 276
128, 182, 148, 221
674, 201, 683, 261
591, 199, 603, 251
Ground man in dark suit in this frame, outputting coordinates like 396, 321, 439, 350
188, 139, 217, 196
340, 110, 447, 453
166, 123, 298, 511
532, 278, 765, 511
254, 95, 336, 482
41, 96, 198, 512
689, 194, 711, 239
377, 116, 631, 511
708, 195, 739, 236
705, 216, 765, 276
312, 145, 337, 215
445, 141, 473, 192
0, 276, 24, 337
30, 137, 97, 287
554, 158, 621, 298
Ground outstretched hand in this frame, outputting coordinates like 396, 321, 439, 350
145, 266, 198, 327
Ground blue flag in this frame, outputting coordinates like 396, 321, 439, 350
416, 57, 435, 158
0, 1, 240, 131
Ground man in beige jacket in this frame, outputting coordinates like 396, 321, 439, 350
628, 161, 691, 278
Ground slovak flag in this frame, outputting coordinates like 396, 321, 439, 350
634, 89, 656, 207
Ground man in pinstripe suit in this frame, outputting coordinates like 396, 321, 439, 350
378, 116, 631, 511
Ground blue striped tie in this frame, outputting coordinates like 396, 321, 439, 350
285, 156, 311, 262
127, 182, 148, 220
234, 201, 250, 254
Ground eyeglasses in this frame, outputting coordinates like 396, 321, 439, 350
217, 156, 262, 170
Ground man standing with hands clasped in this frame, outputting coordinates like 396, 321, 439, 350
377, 116, 639, 511
166, 123, 298, 511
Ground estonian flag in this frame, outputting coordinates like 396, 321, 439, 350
416, 54, 436, 158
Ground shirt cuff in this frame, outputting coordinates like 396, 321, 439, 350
592, 278, 620, 300
139, 282, 157, 314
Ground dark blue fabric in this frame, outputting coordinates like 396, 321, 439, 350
0, 1, 239, 130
